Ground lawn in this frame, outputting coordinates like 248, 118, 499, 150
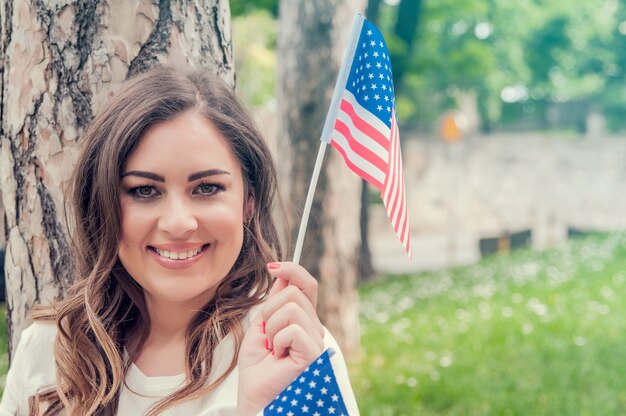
350, 232, 626, 415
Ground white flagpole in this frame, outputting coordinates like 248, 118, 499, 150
292, 13, 365, 265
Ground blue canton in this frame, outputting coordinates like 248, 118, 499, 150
345, 20, 396, 128
264, 349, 350, 416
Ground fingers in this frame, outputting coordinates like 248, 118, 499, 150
267, 262, 318, 309
272, 324, 324, 362
264, 301, 324, 353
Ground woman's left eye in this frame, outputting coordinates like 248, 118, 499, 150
196, 183, 224, 196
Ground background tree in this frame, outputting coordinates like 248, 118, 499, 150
0, 0, 234, 359
277, 0, 365, 356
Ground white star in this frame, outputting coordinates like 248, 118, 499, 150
382, 52, 386, 58
362, 84, 367, 90
384, 95, 389, 101
382, 85, 387, 91
379, 41, 384, 47
324, 375, 332, 383
282, 396, 288, 402
287, 412, 294, 416
352, 81, 356, 87
362, 42, 366, 48
295, 388, 302, 395
358, 55, 362, 61
299, 377, 306, 383
376, 62, 382, 69
270, 405, 275, 410
371, 84, 377, 90
387, 75, 390, 81
385, 64, 388, 70
313, 413, 320, 416
387, 106, 391, 112
361, 75, 364, 81
332, 394, 339, 402
317, 399, 324, 407
360, 65, 363, 71
287, 386, 292, 391
329, 407, 336, 414
277, 407, 283, 413
309, 381, 317, 388
364, 52, 368, 58
365, 63, 371, 69
364, 95, 370, 101
356, 68, 359, 74
374, 94, 380, 100
367, 29, 373, 36
373, 51, 379, 57
313, 369, 320, 376
370, 40, 376, 46
291, 399, 298, 406
368, 73, 374, 79
306, 393, 313, 400
377, 105, 383, 111
321, 387, 328, 394
302, 405, 310, 413
379, 73, 385, 80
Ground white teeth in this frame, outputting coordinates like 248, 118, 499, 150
155, 246, 202, 260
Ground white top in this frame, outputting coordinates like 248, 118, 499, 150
0, 308, 360, 415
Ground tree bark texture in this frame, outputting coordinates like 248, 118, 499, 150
0, 0, 233, 360
277, 0, 366, 357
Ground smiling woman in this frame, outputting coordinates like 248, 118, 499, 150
0, 67, 359, 416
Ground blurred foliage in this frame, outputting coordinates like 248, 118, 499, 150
233, 10, 277, 107
351, 232, 626, 415
230, 0, 278, 17
233, 0, 626, 132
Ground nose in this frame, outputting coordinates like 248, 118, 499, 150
157, 194, 199, 238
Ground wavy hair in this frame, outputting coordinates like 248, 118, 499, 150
30, 66, 283, 415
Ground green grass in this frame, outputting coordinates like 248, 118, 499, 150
351, 232, 626, 415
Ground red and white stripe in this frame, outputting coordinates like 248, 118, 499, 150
329, 91, 412, 257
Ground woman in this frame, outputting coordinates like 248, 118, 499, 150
0, 67, 359, 415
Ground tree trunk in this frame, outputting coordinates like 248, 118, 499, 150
277, 0, 365, 357
0, 0, 234, 360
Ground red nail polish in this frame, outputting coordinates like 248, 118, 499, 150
262, 321, 266, 334
267, 262, 281, 270
265, 338, 270, 350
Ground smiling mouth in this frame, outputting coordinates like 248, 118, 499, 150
148, 244, 209, 260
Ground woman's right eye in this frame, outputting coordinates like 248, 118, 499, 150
129, 186, 159, 199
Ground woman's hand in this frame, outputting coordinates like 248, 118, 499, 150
237, 262, 325, 416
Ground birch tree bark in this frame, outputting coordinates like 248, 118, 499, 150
277, 0, 365, 356
0, 0, 234, 359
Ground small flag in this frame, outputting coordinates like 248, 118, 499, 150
323, 15, 412, 258
264, 349, 349, 416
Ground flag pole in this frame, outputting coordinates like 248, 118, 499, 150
292, 13, 365, 265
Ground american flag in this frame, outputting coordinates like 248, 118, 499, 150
264, 349, 349, 416
323, 16, 412, 258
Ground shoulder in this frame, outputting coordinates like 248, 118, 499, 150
0, 322, 58, 414
13, 321, 57, 383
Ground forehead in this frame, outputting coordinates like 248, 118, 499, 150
123, 111, 242, 176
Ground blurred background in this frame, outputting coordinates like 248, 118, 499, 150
232, 0, 626, 414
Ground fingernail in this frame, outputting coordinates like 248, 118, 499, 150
267, 262, 281, 270
262, 321, 266, 334
265, 338, 270, 350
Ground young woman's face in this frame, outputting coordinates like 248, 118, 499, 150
118, 111, 249, 309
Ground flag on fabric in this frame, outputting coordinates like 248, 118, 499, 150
263, 349, 349, 416
322, 15, 412, 258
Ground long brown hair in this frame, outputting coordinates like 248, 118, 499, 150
30, 66, 282, 415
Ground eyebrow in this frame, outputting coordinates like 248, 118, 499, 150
121, 169, 231, 183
